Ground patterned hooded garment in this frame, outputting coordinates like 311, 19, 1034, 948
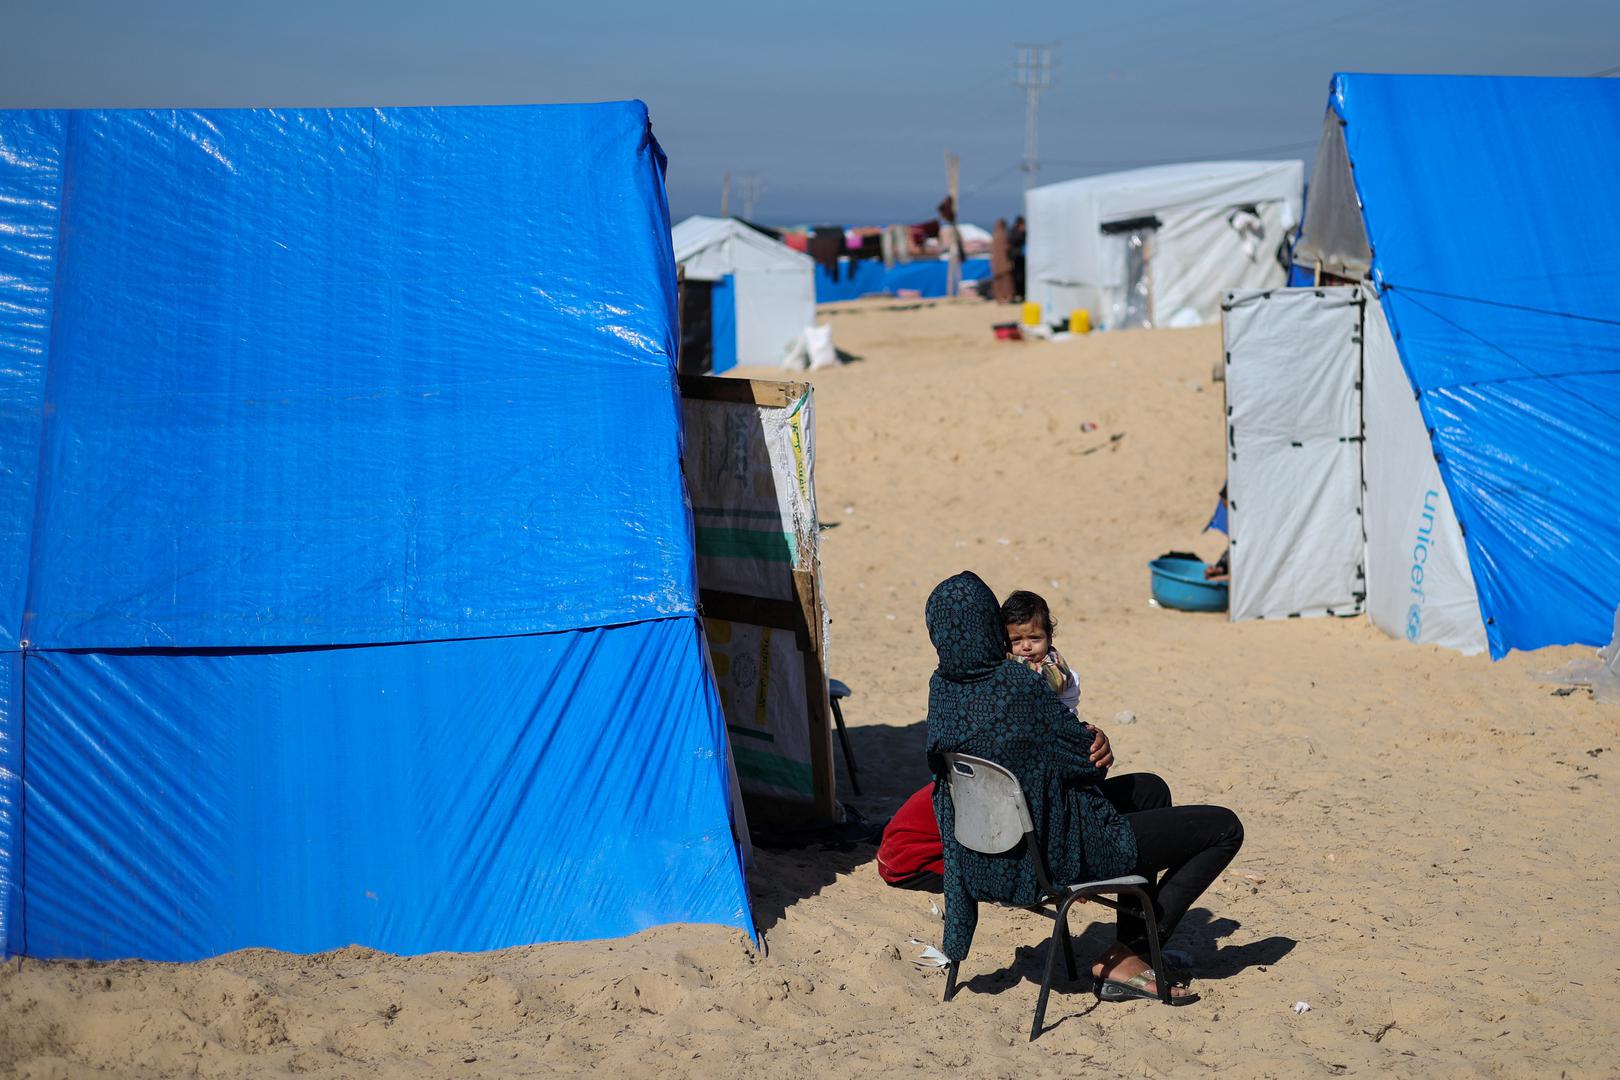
924, 571, 1138, 961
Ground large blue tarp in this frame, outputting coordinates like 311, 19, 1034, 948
1335, 74, 1620, 657
17, 620, 744, 961
814, 257, 991, 303
0, 102, 752, 959
4, 106, 694, 651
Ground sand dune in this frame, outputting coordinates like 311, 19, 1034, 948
4, 299, 1617, 1078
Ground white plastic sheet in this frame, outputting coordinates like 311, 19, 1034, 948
1362, 295, 1486, 653
1225, 287, 1365, 621
1153, 201, 1291, 327
1026, 160, 1302, 330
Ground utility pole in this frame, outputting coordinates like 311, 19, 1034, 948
1014, 42, 1057, 192
944, 152, 961, 298
720, 171, 731, 217
737, 173, 766, 220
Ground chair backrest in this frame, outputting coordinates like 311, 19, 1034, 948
942, 753, 1036, 854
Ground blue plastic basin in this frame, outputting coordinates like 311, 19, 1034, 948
1148, 556, 1228, 612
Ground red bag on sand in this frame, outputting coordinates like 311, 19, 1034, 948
876, 784, 945, 888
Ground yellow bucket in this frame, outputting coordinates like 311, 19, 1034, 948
1021, 301, 1042, 326
1070, 309, 1092, 334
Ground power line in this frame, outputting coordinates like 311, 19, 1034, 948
962, 161, 1025, 197
965, 137, 1319, 200
1043, 138, 1320, 170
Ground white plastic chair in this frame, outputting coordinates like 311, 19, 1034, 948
940, 752, 1172, 1039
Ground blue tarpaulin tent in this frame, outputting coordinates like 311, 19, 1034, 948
0, 103, 752, 960
814, 258, 991, 303
1290, 74, 1620, 658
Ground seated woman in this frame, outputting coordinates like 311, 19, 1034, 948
924, 571, 1244, 1003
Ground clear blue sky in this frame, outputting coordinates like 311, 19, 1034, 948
3, 0, 1614, 226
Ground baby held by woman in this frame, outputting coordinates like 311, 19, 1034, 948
1000, 590, 1080, 713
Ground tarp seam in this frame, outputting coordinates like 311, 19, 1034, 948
1334, 76, 1497, 657
1380, 282, 1620, 329
27, 612, 706, 658
16, 115, 70, 651
1390, 291, 1620, 428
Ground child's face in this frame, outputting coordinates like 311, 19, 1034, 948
1006, 618, 1051, 662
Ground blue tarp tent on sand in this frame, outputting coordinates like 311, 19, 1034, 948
814, 257, 992, 304
1226, 74, 1620, 659
0, 102, 753, 960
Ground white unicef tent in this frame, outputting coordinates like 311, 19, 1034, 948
673, 216, 815, 371
1223, 285, 1488, 654
1025, 160, 1303, 330
1223, 74, 1620, 661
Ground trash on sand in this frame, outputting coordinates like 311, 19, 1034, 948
1113, 709, 1137, 725
907, 940, 950, 968
1079, 432, 1126, 456
929, 900, 943, 920
1080, 421, 1098, 433
1538, 603, 1620, 705
1293, 1001, 1311, 1015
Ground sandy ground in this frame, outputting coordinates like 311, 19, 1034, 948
4, 299, 1618, 1079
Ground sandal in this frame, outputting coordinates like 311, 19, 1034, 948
1095, 968, 1200, 1005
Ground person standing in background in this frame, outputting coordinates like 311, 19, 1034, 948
1009, 215, 1027, 301
990, 218, 1015, 303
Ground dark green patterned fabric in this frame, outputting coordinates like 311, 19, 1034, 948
924, 571, 1138, 962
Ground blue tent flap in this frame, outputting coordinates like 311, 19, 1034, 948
711, 274, 737, 373
8, 104, 693, 651
16, 619, 748, 960
1334, 74, 1620, 656
814, 257, 991, 303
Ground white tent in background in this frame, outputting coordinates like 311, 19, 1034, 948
672, 216, 816, 372
1024, 160, 1303, 330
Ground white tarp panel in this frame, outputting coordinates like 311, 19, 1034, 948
1152, 200, 1290, 328
735, 266, 816, 367
1362, 295, 1487, 653
1025, 160, 1303, 329
1225, 286, 1365, 621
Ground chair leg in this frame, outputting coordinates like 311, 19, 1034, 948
1060, 913, 1077, 981
830, 699, 861, 795
943, 960, 959, 1002
1127, 885, 1173, 1005
1032, 896, 1080, 1041
1031, 932, 1060, 1041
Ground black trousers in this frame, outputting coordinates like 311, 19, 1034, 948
1094, 773, 1243, 957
